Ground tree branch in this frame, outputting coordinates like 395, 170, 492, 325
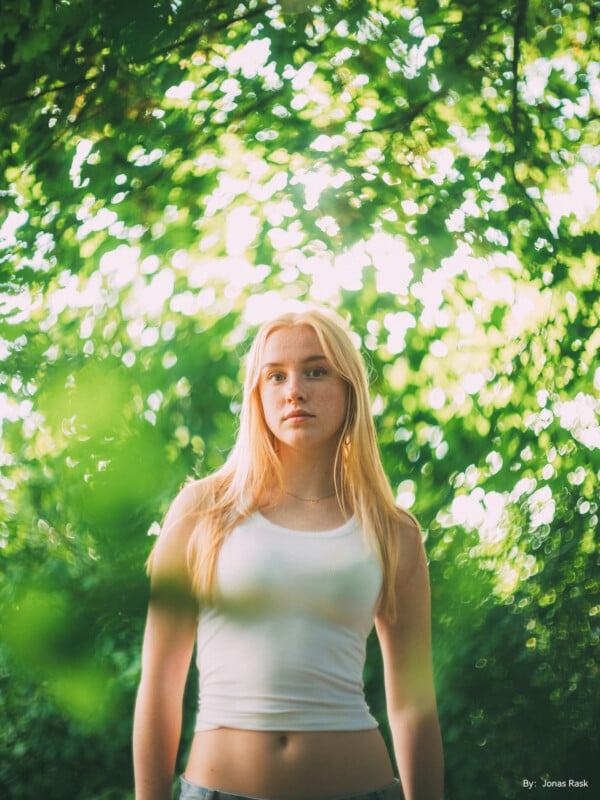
3, 5, 266, 110
511, 0, 528, 145
4, 76, 97, 108
509, 0, 559, 256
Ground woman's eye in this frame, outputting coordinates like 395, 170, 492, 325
268, 372, 285, 382
307, 367, 327, 378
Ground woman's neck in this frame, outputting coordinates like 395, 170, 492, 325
276, 447, 337, 500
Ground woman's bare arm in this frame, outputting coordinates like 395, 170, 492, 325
375, 519, 444, 800
133, 483, 202, 800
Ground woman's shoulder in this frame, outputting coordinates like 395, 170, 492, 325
393, 507, 426, 583
148, 477, 215, 577
166, 475, 215, 518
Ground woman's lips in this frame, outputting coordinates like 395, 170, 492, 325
284, 410, 313, 420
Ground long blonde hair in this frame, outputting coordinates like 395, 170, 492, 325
160, 307, 415, 620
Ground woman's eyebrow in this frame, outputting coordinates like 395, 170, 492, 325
261, 355, 328, 369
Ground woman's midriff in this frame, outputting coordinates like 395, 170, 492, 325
185, 727, 396, 799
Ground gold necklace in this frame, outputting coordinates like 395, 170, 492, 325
285, 490, 336, 505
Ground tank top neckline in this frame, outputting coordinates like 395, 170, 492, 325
253, 510, 357, 538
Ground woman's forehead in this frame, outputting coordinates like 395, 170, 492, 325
260, 325, 326, 363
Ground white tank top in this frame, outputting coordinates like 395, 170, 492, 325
194, 511, 382, 731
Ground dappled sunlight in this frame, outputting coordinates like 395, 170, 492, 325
395, 479, 416, 510
1, 1, 598, 797
242, 292, 308, 326
545, 164, 599, 231
554, 392, 600, 450
368, 234, 414, 295
383, 311, 417, 355
291, 164, 353, 210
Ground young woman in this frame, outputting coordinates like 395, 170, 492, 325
133, 307, 444, 800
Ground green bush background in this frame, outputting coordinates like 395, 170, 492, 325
1, 2, 598, 798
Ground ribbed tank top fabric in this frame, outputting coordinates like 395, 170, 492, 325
194, 512, 382, 731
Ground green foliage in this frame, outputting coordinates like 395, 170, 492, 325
1, 0, 599, 798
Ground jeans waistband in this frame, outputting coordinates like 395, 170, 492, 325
178, 775, 403, 800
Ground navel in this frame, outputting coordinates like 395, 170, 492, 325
279, 734, 288, 748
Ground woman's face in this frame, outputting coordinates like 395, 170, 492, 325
258, 325, 348, 457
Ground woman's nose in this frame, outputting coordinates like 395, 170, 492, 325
286, 372, 306, 400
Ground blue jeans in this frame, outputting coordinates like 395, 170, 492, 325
178, 775, 403, 800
